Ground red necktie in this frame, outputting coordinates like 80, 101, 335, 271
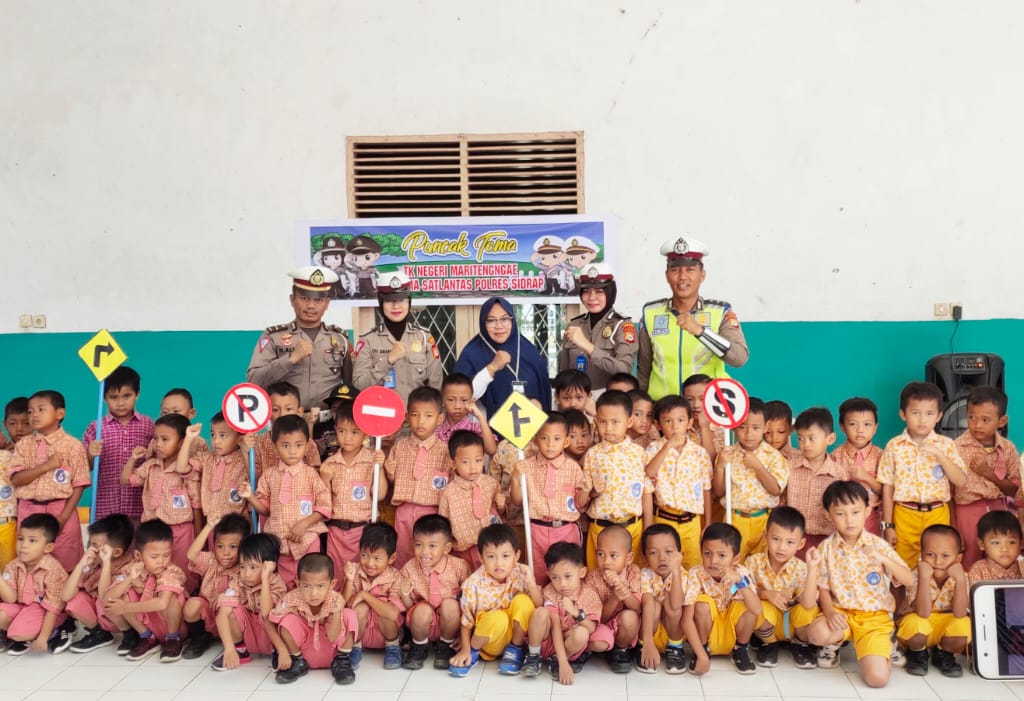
21, 567, 38, 605
428, 570, 442, 607
143, 574, 156, 600
993, 449, 1008, 480
149, 468, 163, 511
279, 469, 292, 505
35, 438, 48, 465
544, 462, 557, 499
472, 483, 486, 519
413, 445, 429, 480
211, 459, 226, 491
854, 450, 865, 470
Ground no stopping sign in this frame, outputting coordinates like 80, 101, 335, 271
702, 378, 750, 430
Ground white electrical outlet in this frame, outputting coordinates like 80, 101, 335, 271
18, 314, 32, 328
933, 302, 950, 319
32, 314, 46, 329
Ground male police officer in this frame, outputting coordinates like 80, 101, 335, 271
247, 266, 354, 410
637, 237, 749, 400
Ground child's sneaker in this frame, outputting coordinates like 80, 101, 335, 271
891, 638, 906, 668
547, 655, 561, 680
498, 643, 525, 675
160, 637, 184, 663
348, 646, 362, 670
383, 643, 402, 670
632, 644, 657, 673
433, 639, 455, 670
905, 648, 929, 676
183, 631, 212, 659
755, 642, 779, 667
48, 619, 75, 654
117, 629, 140, 656
126, 635, 161, 661
331, 651, 356, 685
211, 646, 251, 671
275, 654, 310, 683
731, 644, 756, 674
608, 647, 632, 674
402, 641, 429, 670
71, 626, 115, 653
664, 645, 687, 674
522, 653, 543, 677
790, 642, 817, 669
7, 641, 29, 656
688, 643, 710, 673
817, 644, 841, 669
570, 650, 592, 673
448, 648, 480, 678
931, 648, 962, 678
0, 630, 8, 654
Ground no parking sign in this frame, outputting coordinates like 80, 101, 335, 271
222, 383, 272, 434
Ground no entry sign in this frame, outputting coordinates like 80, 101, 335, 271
353, 386, 406, 437
222, 383, 273, 434
702, 378, 750, 430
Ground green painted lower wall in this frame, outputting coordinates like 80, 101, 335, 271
1, 319, 1020, 504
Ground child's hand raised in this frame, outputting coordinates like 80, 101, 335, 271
516, 562, 537, 587
467, 400, 484, 420
318, 462, 336, 481
762, 589, 789, 611
262, 560, 277, 577
99, 544, 113, 563
237, 482, 253, 500
946, 561, 967, 581
131, 446, 148, 461
494, 491, 506, 512
186, 423, 202, 440
805, 546, 821, 567
343, 561, 358, 584
240, 433, 256, 451
919, 442, 944, 460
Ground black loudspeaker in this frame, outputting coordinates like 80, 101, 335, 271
925, 353, 1006, 439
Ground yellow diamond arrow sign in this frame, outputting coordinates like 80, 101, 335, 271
77, 329, 127, 381
489, 392, 548, 451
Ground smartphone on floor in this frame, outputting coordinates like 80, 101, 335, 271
971, 581, 1024, 680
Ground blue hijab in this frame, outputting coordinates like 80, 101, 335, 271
453, 297, 552, 416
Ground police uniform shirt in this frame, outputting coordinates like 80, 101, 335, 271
558, 309, 638, 391
637, 296, 749, 398
351, 322, 443, 402
246, 321, 354, 410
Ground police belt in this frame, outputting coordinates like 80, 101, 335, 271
327, 519, 369, 530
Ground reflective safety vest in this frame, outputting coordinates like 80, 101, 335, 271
641, 300, 730, 400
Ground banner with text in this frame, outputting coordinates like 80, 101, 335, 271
295, 215, 619, 306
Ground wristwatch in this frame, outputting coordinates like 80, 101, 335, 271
574, 609, 587, 623
880, 521, 895, 531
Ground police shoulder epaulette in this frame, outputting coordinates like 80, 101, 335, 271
265, 323, 290, 334
703, 298, 730, 308
607, 309, 628, 320
570, 311, 588, 322
641, 298, 669, 310
325, 323, 346, 333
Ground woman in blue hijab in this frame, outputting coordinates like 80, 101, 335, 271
453, 297, 552, 416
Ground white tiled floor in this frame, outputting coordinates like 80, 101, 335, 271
1, 641, 1021, 701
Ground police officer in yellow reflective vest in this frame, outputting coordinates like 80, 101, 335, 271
637, 237, 750, 401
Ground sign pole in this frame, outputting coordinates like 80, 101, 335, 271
221, 382, 274, 533
249, 445, 258, 532
371, 437, 382, 523
88, 380, 105, 523
724, 430, 732, 525
519, 470, 533, 575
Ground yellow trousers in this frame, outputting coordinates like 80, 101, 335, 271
587, 518, 643, 570
893, 503, 950, 568
473, 594, 535, 659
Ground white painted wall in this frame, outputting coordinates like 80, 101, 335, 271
3, 0, 1023, 333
